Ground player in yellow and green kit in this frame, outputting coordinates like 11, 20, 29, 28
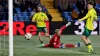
79, 1, 97, 53
32, 6, 51, 45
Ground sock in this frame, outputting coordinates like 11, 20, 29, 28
87, 45, 92, 49
86, 43, 93, 49
40, 41, 43, 44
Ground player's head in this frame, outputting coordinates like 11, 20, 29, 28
87, 1, 94, 9
55, 29, 61, 36
37, 6, 42, 12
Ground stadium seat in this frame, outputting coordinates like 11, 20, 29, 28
17, 12, 23, 17
28, 8, 32, 12
24, 16, 30, 22
15, 7, 21, 13
62, 12, 69, 21
98, 16, 100, 21
23, 12, 28, 16
18, 15, 24, 21
14, 16, 18, 21
67, 16, 72, 21
73, 4, 79, 12
63, 12, 69, 17
13, 14, 18, 21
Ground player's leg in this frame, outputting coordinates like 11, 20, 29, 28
53, 44, 60, 48
44, 44, 50, 48
82, 27, 93, 52
81, 36, 89, 44
38, 32, 44, 44
64, 42, 80, 48
37, 27, 44, 44
43, 27, 51, 39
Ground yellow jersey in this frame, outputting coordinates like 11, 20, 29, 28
32, 12, 48, 27
79, 8, 97, 30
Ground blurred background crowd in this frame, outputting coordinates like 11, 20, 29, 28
0, 0, 8, 21
0, 0, 100, 22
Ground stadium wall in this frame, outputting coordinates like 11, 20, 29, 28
0, 21, 99, 35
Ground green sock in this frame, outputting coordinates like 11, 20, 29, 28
88, 43, 91, 45
40, 41, 43, 44
85, 43, 89, 46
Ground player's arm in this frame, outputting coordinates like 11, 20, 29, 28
79, 12, 90, 21
94, 12, 98, 20
32, 14, 37, 22
60, 22, 71, 34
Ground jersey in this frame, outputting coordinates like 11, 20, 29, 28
49, 25, 67, 48
32, 12, 48, 27
50, 34, 60, 46
80, 8, 97, 30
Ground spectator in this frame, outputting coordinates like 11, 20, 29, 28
21, 1, 27, 12
59, 0, 68, 12
76, 0, 88, 17
14, 0, 20, 8
25, 0, 32, 9
30, 9, 36, 18
2, 0, 7, 6
41, 5, 48, 14
35, 0, 40, 3
32, 0, 39, 9
27, 5, 32, 12
4, 4, 8, 20
76, 0, 84, 12
71, 9, 79, 20
54, 0, 59, 8
0, 5, 3, 21
68, 2, 74, 12
78, 10, 86, 19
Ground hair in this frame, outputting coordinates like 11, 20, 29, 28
87, 1, 94, 5
36, 6, 42, 12
55, 29, 60, 33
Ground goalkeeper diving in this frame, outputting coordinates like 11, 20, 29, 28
39, 22, 80, 48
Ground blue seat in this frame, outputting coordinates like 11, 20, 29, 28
15, 7, 21, 13
17, 12, 23, 17
13, 16, 18, 21
73, 4, 79, 12
63, 12, 69, 17
62, 12, 69, 21
98, 16, 100, 21
18, 16, 24, 21
67, 16, 72, 21
24, 16, 30, 22
28, 8, 32, 12
28, 12, 31, 16
23, 12, 28, 16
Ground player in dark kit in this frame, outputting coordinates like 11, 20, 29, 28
39, 22, 80, 48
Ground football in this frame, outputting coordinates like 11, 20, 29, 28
25, 33, 32, 40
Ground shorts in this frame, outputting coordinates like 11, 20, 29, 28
82, 27, 92, 37
37, 27, 47, 33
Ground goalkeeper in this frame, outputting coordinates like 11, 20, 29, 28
39, 22, 80, 48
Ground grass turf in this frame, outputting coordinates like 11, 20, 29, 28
0, 35, 100, 56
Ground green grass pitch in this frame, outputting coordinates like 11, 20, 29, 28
0, 35, 100, 56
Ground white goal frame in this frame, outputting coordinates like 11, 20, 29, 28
9, 0, 13, 56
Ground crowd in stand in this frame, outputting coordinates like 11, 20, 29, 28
13, 0, 52, 22
0, 0, 8, 21
0, 0, 100, 21
54, 0, 100, 21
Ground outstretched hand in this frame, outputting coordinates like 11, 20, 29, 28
66, 22, 71, 27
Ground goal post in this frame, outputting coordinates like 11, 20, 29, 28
9, 0, 13, 56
